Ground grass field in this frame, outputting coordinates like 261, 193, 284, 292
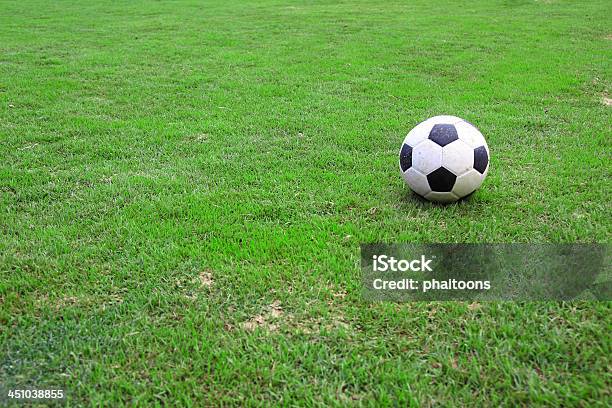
1, 0, 611, 406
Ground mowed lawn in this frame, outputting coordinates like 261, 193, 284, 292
1, 0, 610, 406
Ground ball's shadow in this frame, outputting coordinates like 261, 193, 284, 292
399, 188, 476, 208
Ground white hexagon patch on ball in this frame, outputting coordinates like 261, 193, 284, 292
399, 116, 490, 203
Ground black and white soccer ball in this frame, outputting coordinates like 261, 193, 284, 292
399, 116, 490, 203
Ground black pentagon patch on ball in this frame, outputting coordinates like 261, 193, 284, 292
427, 167, 456, 192
399, 143, 412, 172
473, 146, 489, 174
428, 124, 458, 147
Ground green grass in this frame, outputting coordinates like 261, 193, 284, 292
1, 0, 611, 405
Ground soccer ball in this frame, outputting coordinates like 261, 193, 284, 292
399, 116, 490, 203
